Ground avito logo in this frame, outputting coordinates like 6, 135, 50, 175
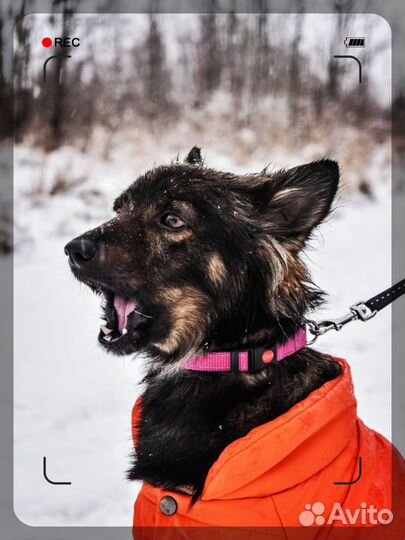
299, 502, 394, 527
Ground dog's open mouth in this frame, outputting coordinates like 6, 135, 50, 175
97, 289, 151, 350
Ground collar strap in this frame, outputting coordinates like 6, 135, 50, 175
185, 327, 307, 373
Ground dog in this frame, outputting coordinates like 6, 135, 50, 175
65, 148, 405, 535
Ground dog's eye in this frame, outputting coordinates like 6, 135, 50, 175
162, 213, 186, 230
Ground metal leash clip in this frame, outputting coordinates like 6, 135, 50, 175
307, 302, 377, 345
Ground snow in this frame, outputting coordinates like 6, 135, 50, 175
13, 141, 391, 526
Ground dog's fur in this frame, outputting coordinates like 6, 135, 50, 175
66, 148, 342, 501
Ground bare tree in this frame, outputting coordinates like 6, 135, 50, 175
0, 13, 12, 139
143, 14, 172, 118
289, 2, 304, 127
13, 0, 33, 143
46, 0, 75, 148
196, 2, 223, 102
327, 0, 357, 100
251, 2, 271, 97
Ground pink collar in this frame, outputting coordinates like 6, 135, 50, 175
185, 327, 307, 373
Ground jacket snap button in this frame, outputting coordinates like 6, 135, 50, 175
160, 495, 178, 516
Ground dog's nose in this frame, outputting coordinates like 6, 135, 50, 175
64, 238, 98, 267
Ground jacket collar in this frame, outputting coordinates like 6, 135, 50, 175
201, 358, 357, 500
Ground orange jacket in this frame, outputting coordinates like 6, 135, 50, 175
132, 359, 405, 539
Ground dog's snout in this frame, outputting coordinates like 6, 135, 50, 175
64, 238, 98, 267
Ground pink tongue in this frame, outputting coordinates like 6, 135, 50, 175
113, 296, 136, 332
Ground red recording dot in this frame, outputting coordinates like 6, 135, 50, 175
42, 37, 52, 48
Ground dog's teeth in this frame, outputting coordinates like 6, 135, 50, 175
101, 325, 113, 335
122, 328, 128, 335
103, 335, 112, 342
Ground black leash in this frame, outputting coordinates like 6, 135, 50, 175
366, 279, 405, 312
307, 278, 405, 344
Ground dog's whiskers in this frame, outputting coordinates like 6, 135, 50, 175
134, 308, 153, 319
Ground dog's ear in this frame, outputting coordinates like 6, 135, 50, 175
256, 160, 340, 242
185, 146, 203, 166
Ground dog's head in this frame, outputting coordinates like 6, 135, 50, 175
65, 148, 339, 368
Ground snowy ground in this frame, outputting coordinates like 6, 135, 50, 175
13, 142, 392, 526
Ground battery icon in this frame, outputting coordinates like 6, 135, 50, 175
344, 37, 365, 47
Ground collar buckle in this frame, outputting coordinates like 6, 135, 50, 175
247, 347, 276, 373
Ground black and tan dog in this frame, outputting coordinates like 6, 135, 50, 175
65, 149, 404, 532
65, 147, 341, 493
